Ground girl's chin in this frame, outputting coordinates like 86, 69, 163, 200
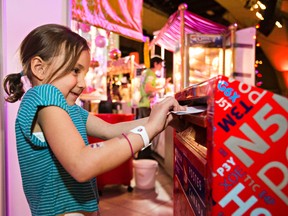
67, 96, 78, 105
67, 101, 76, 106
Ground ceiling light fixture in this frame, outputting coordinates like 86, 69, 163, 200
256, 12, 264, 20
257, 1, 266, 10
206, 10, 215, 16
244, 0, 258, 9
275, 20, 283, 28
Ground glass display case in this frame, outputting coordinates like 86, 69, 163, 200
186, 34, 231, 84
70, 20, 143, 113
173, 26, 256, 93
173, 32, 233, 93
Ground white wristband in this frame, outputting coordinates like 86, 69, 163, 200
130, 126, 150, 149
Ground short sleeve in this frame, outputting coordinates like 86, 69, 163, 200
17, 84, 69, 146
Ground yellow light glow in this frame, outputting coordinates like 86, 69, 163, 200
257, 1, 266, 10
256, 12, 264, 20
275, 21, 283, 28
175, 73, 181, 81
189, 47, 204, 57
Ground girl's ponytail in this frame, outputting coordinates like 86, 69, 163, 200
3, 72, 25, 103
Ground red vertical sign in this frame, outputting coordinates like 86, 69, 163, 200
211, 76, 288, 215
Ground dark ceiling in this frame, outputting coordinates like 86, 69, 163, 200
143, 0, 231, 26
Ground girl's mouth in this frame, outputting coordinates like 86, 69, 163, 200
71, 92, 80, 97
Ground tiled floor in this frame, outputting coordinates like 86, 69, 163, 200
98, 160, 174, 216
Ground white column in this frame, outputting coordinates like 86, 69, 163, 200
1, 1, 69, 215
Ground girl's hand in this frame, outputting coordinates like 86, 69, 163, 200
145, 96, 186, 139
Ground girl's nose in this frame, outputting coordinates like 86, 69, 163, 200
78, 74, 86, 89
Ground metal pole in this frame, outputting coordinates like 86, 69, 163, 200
229, 23, 237, 78
179, 3, 187, 90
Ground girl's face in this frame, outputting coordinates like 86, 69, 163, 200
51, 50, 90, 105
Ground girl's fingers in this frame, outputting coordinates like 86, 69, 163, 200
147, 96, 186, 137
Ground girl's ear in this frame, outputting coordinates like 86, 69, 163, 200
31, 56, 46, 81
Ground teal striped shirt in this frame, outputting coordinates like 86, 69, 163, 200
15, 84, 98, 215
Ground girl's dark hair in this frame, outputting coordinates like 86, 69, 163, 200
3, 23, 90, 103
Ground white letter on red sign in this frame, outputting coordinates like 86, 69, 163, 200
224, 123, 269, 167
219, 183, 257, 215
258, 161, 288, 205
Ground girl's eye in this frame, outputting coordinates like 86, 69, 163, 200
72, 68, 80, 74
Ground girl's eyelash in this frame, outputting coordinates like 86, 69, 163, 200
72, 68, 80, 73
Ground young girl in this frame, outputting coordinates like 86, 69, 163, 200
3, 24, 186, 216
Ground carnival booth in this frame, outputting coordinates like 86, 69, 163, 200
149, 4, 256, 92
70, 0, 146, 192
150, 4, 287, 216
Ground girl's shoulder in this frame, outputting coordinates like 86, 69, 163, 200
22, 84, 68, 109
26, 84, 61, 95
